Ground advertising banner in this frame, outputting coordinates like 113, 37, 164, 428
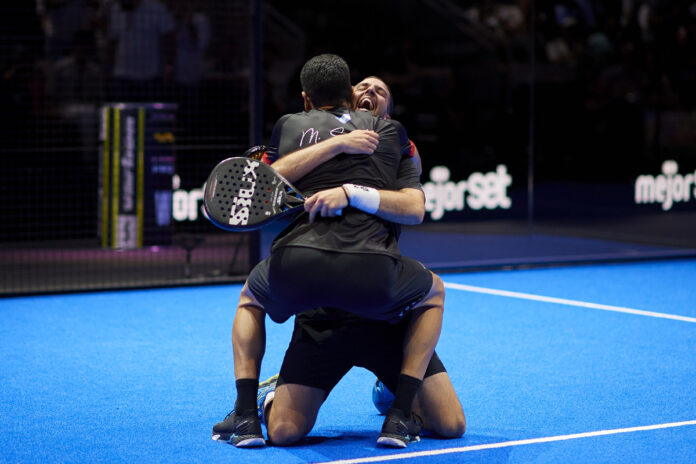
98, 103, 176, 249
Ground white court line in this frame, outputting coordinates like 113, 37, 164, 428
313, 420, 696, 464
443, 282, 696, 323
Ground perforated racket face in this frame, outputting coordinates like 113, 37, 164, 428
204, 157, 303, 231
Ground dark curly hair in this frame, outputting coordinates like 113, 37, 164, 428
300, 54, 352, 108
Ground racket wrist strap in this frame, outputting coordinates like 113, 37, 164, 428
342, 183, 380, 214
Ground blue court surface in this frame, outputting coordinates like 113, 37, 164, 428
1, 259, 695, 463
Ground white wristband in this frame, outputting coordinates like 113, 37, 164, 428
342, 184, 380, 214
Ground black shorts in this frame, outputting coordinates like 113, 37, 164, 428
277, 310, 446, 394
247, 247, 433, 323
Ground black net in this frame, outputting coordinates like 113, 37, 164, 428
3, 1, 696, 295
1, 1, 256, 295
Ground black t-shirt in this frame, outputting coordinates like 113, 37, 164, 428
268, 107, 421, 258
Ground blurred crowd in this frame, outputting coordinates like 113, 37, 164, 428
1, 0, 694, 243
1, 0, 695, 161
259, 0, 696, 176
6, 0, 222, 103
1, 0, 252, 153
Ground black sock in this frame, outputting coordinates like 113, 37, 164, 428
390, 374, 422, 417
235, 378, 259, 416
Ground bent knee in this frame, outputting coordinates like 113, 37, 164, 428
413, 273, 445, 316
430, 272, 445, 298
434, 413, 466, 438
267, 420, 307, 446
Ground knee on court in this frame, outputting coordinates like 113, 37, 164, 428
267, 420, 307, 446
434, 411, 466, 438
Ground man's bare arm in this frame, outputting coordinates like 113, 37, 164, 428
304, 187, 424, 225
375, 188, 425, 225
272, 130, 379, 183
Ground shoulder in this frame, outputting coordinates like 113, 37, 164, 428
270, 113, 298, 145
379, 117, 406, 135
372, 116, 407, 141
276, 113, 296, 124
385, 117, 405, 131
348, 109, 378, 124
272, 112, 301, 130
346, 109, 391, 132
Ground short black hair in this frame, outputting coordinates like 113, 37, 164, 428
300, 54, 352, 108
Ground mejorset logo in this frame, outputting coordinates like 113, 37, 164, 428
423, 165, 512, 220
634, 160, 696, 211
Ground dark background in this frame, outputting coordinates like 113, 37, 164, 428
1, 0, 695, 294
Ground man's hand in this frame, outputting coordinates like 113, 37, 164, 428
271, 130, 379, 183
304, 187, 349, 222
338, 130, 379, 154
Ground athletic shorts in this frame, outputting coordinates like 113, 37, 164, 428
247, 246, 433, 323
277, 311, 446, 394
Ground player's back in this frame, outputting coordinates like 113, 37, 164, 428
271, 108, 408, 196
269, 107, 410, 258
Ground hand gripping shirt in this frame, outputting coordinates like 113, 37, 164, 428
268, 107, 422, 258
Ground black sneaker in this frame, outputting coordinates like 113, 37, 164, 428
376, 408, 421, 448
212, 409, 265, 447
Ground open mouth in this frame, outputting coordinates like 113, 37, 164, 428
358, 97, 374, 111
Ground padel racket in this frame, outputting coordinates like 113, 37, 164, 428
203, 153, 305, 232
